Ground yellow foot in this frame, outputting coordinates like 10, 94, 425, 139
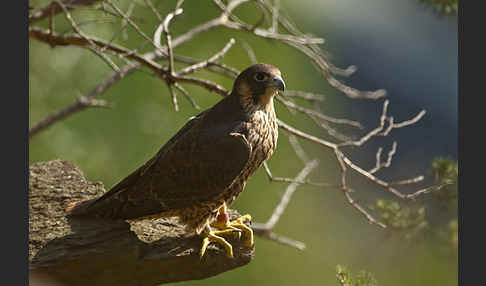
210, 203, 254, 248
199, 203, 254, 258
200, 225, 240, 258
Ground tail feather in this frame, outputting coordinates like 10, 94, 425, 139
65, 189, 166, 220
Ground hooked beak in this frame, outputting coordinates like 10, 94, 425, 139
269, 75, 286, 92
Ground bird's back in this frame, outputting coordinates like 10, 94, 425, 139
66, 95, 253, 220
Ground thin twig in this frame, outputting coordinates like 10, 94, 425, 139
262, 162, 330, 188
288, 134, 310, 163
270, 0, 280, 33
177, 38, 236, 76
276, 96, 363, 128
105, 0, 162, 53
338, 100, 426, 147
283, 90, 325, 102
265, 159, 318, 229
368, 141, 397, 174
240, 40, 258, 64
29, 64, 137, 138
253, 160, 319, 250
174, 83, 200, 110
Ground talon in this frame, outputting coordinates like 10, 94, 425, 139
208, 203, 254, 249
230, 221, 253, 247
200, 226, 234, 258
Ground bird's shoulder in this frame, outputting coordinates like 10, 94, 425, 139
143, 95, 250, 172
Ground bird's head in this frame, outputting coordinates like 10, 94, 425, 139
232, 63, 285, 110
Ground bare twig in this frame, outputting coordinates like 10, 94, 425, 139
338, 100, 426, 147
276, 96, 363, 128
368, 141, 397, 174
29, 64, 137, 138
288, 134, 310, 163
29, 0, 101, 24
144, 0, 163, 22
105, 0, 162, 52
283, 90, 325, 102
177, 38, 236, 76
240, 41, 258, 64
270, 0, 280, 33
266, 159, 318, 229
160, 7, 184, 111
174, 83, 200, 110
253, 160, 320, 250
310, 101, 354, 142
262, 162, 330, 188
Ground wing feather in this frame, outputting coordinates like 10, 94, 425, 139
71, 110, 251, 219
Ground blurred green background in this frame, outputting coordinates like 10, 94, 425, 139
29, 0, 458, 285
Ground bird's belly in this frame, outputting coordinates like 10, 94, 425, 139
224, 121, 278, 206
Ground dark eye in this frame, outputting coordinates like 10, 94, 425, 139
254, 72, 266, 82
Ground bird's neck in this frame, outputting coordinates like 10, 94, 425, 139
237, 93, 276, 115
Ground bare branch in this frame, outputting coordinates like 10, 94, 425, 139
288, 134, 310, 163
265, 159, 318, 229
276, 96, 363, 128
385, 110, 427, 131
162, 8, 184, 76
270, 0, 280, 33
277, 119, 337, 149
253, 159, 320, 250
240, 40, 258, 64
29, 0, 101, 24
55, 0, 121, 73
167, 84, 179, 112
29, 64, 137, 138
262, 162, 330, 188
86, 46, 121, 73
368, 141, 397, 174
334, 150, 387, 228
144, 0, 163, 22
173, 54, 239, 77
174, 83, 200, 110
338, 100, 426, 147
105, 0, 162, 52
177, 38, 236, 76
252, 224, 306, 250
283, 90, 325, 102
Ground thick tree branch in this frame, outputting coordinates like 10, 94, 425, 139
29, 160, 253, 286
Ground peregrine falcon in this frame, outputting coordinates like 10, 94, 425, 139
66, 63, 285, 258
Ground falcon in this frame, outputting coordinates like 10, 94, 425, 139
66, 63, 285, 258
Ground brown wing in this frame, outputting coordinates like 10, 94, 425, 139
67, 110, 251, 220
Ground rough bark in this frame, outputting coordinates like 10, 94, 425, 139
29, 159, 254, 286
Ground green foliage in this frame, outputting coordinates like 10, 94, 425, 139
336, 265, 378, 286
417, 0, 458, 16
369, 157, 458, 246
370, 200, 428, 240
431, 157, 458, 203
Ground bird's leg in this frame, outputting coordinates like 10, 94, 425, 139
210, 202, 254, 248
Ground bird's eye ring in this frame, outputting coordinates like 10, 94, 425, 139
254, 72, 266, 82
